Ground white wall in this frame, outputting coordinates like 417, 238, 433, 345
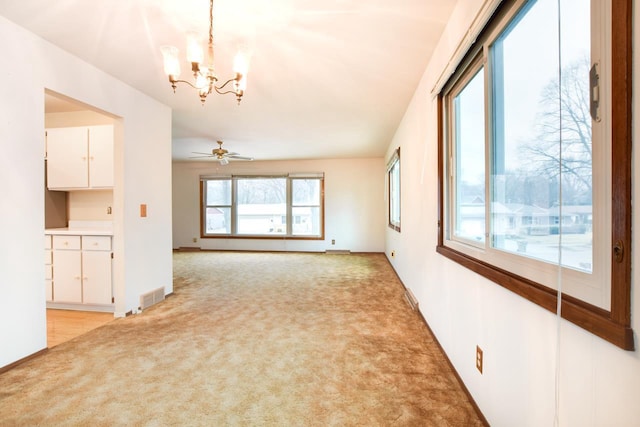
173, 158, 385, 253
385, 1, 640, 426
0, 15, 173, 368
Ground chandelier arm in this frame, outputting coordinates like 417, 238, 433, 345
169, 79, 204, 90
213, 87, 239, 96
214, 77, 239, 91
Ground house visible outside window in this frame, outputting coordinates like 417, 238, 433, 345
387, 148, 401, 231
236, 177, 287, 235
203, 178, 231, 234
438, 0, 633, 350
201, 174, 324, 239
291, 178, 322, 236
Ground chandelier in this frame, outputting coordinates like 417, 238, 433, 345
160, 0, 248, 105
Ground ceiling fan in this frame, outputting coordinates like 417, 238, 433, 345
190, 140, 254, 165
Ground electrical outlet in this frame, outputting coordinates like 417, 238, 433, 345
192, 237, 197, 243
391, 250, 395, 258
331, 239, 335, 245
476, 346, 483, 374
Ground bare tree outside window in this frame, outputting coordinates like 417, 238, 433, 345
520, 57, 592, 206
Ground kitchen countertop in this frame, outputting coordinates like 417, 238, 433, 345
45, 227, 113, 236
46, 220, 113, 236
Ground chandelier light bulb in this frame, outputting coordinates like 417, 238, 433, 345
236, 74, 247, 92
233, 50, 249, 75
186, 31, 204, 65
196, 72, 208, 90
160, 46, 181, 78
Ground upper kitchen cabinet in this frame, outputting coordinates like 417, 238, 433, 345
46, 125, 114, 190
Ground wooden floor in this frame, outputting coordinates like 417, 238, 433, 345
47, 309, 114, 348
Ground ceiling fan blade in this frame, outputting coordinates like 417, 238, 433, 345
219, 157, 230, 165
227, 155, 254, 161
189, 155, 215, 159
191, 152, 214, 156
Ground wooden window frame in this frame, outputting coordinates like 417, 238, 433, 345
436, 0, 633, 350
200, 175, 325, 241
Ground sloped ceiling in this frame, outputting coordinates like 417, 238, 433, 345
0, 0, 458, 161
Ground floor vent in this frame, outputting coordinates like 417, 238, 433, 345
139, 287, 165, 311
404, 288, 419, 311
325, 250, 351, 255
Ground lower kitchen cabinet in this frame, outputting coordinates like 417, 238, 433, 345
45, 235, 53, 302
48, 234, 113, 309
52, 249, 83, 303
81, 250, 112, 304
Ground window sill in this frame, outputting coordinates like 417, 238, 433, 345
436, 245, 634, 350
202, 235, 325, 241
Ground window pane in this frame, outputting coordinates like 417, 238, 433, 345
490, 0, 592, 272
453, 68, 485, 243
389, 161, 400, 225
292, 179, 320, 205
292, 206, 320, 235
205, 207, 231, 234
236, 178, 287, 235
206, 180, 231, 205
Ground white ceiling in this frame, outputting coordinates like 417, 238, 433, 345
0, 0, 458, 161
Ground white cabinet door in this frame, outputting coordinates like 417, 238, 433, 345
52, 250, 82, 303
82, 250, 112, 305
88, 125, 114, 188
45, 235, 53, 301
45, 280, 53, 302
46, 127, 89, 189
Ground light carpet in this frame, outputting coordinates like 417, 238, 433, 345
0, 251, 484, 426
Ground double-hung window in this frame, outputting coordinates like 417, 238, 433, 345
201, 174, 324, 239
291, 177, 323, 236
438, 0, 632, 349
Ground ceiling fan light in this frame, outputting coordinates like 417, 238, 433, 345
160, 46, 181, 78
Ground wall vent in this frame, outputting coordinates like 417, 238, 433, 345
325, 249, 351, 255
404, 288, 419, 311
177, 246, 201, 252
139, 287, 165, 311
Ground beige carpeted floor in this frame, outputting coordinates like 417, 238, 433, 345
0, 251, 484, 426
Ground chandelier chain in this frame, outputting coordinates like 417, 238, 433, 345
208, 0, 214, 47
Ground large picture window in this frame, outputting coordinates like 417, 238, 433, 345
201, 174, 324, 239
438, 0, 632, 350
